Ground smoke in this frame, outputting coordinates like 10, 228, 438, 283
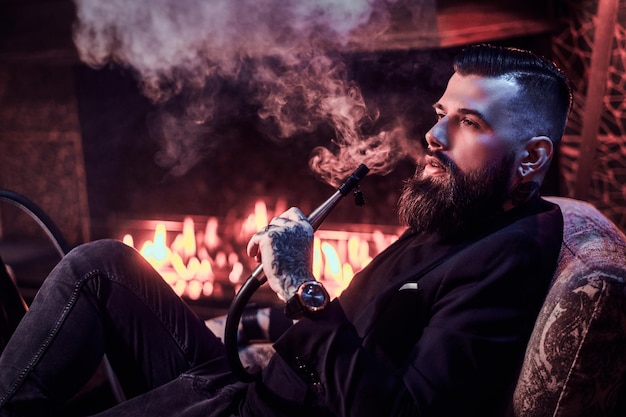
72, 0, 423, 184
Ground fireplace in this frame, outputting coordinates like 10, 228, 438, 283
114, 200, 404, 314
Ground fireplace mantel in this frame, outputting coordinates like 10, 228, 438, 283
349, 0, 560, 52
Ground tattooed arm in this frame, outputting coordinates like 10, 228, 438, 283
246, 207, 315, 301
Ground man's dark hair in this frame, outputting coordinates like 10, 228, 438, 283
453, 44, 573, 146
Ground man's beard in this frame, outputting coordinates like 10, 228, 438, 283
397, 150, 516, 237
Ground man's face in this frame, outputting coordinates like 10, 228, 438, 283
424, 72, 524, 180
398, 73, 525, 236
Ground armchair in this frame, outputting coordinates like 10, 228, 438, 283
513, 197, 626, 416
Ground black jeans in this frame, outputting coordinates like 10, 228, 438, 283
0, 239, 240, 416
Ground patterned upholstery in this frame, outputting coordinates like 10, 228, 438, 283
513, 197, 626, 417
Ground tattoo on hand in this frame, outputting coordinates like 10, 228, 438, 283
268, 224, 313, 296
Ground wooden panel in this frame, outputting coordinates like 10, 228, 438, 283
349, 1, 560, 51
0, 132, 90, 246
0, 64, 90, 245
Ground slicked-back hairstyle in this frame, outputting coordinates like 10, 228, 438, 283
453, 44, 573, 146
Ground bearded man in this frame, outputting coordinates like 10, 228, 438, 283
0, 44, 571, 417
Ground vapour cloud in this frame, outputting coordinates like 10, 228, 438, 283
72, 0, 422, 185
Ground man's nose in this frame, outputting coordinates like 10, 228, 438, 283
425, 119, 448, 150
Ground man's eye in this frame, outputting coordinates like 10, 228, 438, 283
461, 118, 479, 128
435, 113, 445, 120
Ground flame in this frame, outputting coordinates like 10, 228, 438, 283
204, 217, 220, 251
122, 199, 398, 300
321, 242, 342, 280
138, 222, 172, 270
315, 240, 366, 297
254, 201, 269, 232
122, 234, 134, 247
182, 217, 197, 259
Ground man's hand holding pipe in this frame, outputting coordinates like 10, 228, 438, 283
246, 207, 315, 301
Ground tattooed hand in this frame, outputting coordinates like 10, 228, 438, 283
246, 207, 314, 301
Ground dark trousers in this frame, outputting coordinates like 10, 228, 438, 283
0, 240, 241, 416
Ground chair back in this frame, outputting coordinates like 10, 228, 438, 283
513, 197, 626, 417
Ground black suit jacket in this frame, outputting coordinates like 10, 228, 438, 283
242, 197, 563, 417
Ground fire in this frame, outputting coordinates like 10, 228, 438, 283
121, 200, 399, 300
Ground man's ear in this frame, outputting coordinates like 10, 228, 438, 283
517, 136, 553, 180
